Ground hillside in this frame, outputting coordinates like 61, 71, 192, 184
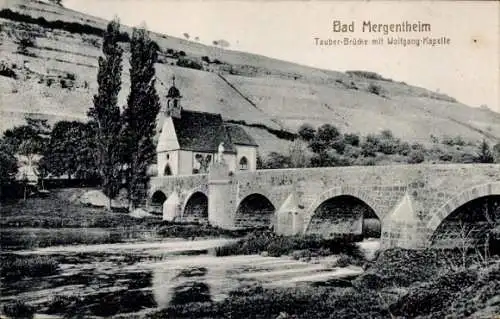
1, 0, 500, 157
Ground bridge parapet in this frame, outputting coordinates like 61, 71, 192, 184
149, 164, 500, 249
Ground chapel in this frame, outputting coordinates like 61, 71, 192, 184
156, 76, 258, 176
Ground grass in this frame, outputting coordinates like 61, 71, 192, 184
0, 192, 158, 229
0, 190, 252, 250
0, 254, 59, 280
0, 228, 123, 250
215, 229, 365, 262
2, 300, 35, 319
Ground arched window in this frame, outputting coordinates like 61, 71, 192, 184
239, 156, 248, 170
164, 164, 172, 176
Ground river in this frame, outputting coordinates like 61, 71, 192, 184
1, 237, 380, 318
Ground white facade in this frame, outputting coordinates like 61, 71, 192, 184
235, 145, 257, 171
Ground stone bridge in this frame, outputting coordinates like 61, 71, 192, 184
149, 163, 500, 249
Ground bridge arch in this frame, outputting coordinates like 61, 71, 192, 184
426, 182, 500, 246
235, 193, 276, 228
305, 187, 381, 238
150, 190, 168, 214
182, 189, 209, 224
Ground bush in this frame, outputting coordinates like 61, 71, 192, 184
65, 72, 76, 80
0, 62, 17, 79
0, 8, 130, 42
344, 133, 360, 146
201, 56, 210, 63
215, 230, 364, 260
407, 150, 425, 164
2, 300, 35, 319
176, 58, 202, 70
367, 83, 382, 95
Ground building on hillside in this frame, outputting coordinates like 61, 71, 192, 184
156, 76, 258, 176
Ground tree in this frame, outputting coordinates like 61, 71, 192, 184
15, 28, 36, 56
476, 139, 494, 163
2, 118, 49, 154
309, 124, 344, 154
122, 26, 161, 210
263, 152, 292, 169
0, 140, 18, 200
298, 124, 315, 142
48, 0, 63, 6
289, 139, 310, 168
87, 19, 123, 209
43, 121, 99, 180
493, 142, 500, 163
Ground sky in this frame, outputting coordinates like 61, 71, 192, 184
64, 0, 499, 112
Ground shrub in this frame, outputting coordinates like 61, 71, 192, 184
298, 123, 316, 141
65, 72, 76, 80
176, 58, 202, 70
367, 83, 382, 95
178, 50, 186, 56
0, 62, 17, 79
407, 150, 425, 164
201, 56, 210, 63
344, 133, 360, 146
2, 300, 35, 319
0, 9, 130, 42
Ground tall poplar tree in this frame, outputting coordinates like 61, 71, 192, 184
88, 19, 123, 209
122, 27, 160, 210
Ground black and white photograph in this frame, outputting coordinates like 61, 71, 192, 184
0, 0, 499, 318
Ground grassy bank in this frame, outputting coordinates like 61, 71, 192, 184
215, 230, 366, 264
0, 254, 59, 280
0, 192, 157, 229
0, 191, 250, 250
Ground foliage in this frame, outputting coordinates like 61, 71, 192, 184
176, 58, 203, 70
367, 83, 382, 95
346, 70, 393, 82
343, 133, 360, 146
475, 139, 494, 163
0, 9, 130, 42
288, 139, 310, 168
297, 123, 316, 141
15, 27, 36, 55
407, 149, 425, 164
494, 142, 500, 163
88, 19, 123, 206
0, 254, 59, 280
0, 62, 17, 79
215, 230, 364, 260
122, 27, 161, 209
262, 152, 292, 169
43, 121, 99, 179
309, 124, 344, 154
2, 300, 35, 319
2, 118, 50, 154
48, 0, 63, 6
0, 140, 18, 187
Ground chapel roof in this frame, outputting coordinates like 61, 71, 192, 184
171, 109, 237, 154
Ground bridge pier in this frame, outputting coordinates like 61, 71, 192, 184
207, 162, 235, 228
